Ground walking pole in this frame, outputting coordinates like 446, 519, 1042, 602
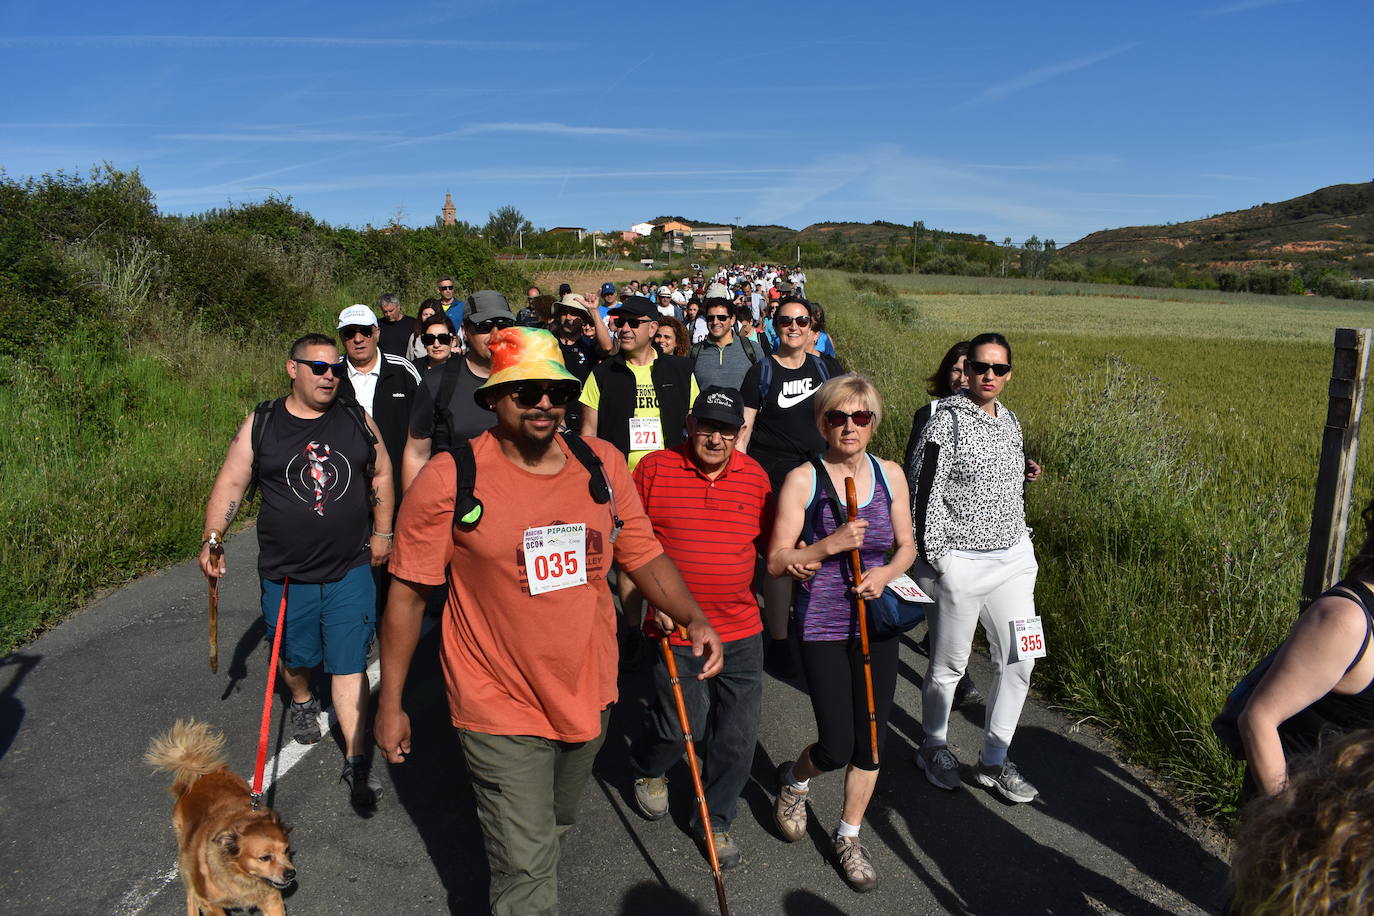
207, 532, 222, 673
251, 578, 289, 808
845, 477, 880, 766
656, 620, 731, 916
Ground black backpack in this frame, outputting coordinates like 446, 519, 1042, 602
244, 397, 377, 502
445, 431, 624, 542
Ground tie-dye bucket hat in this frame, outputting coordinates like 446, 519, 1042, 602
473, 326, 581, 405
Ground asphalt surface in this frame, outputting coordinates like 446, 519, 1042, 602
0, 531, 1230, 915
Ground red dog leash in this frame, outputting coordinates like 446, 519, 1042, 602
251, 578, 289, 807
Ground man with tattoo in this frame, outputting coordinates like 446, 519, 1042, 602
376, 327, 723, 916
198, 332, 395, 813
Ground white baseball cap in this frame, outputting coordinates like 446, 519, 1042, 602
337, 304, 378, 328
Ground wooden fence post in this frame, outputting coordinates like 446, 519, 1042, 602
1301, 327, 1372, 608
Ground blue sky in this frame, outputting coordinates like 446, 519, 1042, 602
2, 0, 1369, 245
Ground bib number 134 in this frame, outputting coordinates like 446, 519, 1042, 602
523, 524, 588, 596
1007, 616, 1046, 662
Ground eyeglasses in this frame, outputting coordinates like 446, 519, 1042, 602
421, 333, 453, 346
508, 382, 579, 407
705, 314, 732, 323
775, 315, 812, 328
438, 284, 454, 291
823, 409, 875, 428
966, 360, 1012, 377
693, 421, 739, 441
470, 317, 514, 334
292, 359, 346, 378
612, 316, 649, 329
340, 325, 375, 339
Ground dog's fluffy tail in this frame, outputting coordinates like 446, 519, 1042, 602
145, 719, 228, 797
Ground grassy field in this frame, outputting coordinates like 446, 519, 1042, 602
814, 269, 1374, 813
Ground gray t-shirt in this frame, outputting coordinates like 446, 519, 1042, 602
692, 336, 758, 392
408, 357, 496, 451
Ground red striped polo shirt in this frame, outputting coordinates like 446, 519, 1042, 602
633, 443, 772, 645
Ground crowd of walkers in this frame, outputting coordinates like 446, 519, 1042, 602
196, 266, 1374, 914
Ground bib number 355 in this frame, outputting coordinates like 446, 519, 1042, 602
523, 524, 588, 596
1007, 616, 1047, 662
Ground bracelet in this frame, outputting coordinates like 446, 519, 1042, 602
372, 530, 394, 539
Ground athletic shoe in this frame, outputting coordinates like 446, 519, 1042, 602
341, 755, 383, 811
632, 776, 669, 821
833, 834, 878, 892
952, 674, 984, 709
916, 744, 963, 791
774, 762, 809, 842
701, 829, 741, 870
975, 757, 1040, 804
289, 697, 322, 745
916, 631, 931, 657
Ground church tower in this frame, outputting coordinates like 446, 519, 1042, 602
442, 191, 456, 227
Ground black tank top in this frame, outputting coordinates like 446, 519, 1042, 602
256, 398, 372, 582
1280, 579, 1374, 755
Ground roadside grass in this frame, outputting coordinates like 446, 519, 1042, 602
812, 269, 1374, 813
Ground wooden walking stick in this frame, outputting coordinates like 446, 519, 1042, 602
656, 620, 731, 916
207, 531, 222, 673
845, 477, 880, 766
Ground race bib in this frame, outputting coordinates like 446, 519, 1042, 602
1008, 616, 1046, 662
523, 524, 587, 596
628, 416, 664, 451
886, 573, 934, 604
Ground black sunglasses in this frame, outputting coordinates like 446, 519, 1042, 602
509, 382, 579, 407
823, 409, 874, 428
421, 333, 453, 346
470, 317, 514, 334
967, 360, 1012, 377
775, 315, 812, 328
438, 284, 454, 290
704, 313, 732, 323
292, 359, 346, 378
340, 325, 375, 339
612, 316, 650, 329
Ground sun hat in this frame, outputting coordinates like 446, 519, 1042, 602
465, 290, 515, 325
555, 294, 591, 318
337, 304, 379, 328
474, 327, 580, 405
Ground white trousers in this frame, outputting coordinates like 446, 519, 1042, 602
916, 535, 1038, 758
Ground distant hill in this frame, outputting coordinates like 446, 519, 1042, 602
1061, 182, 1374, 277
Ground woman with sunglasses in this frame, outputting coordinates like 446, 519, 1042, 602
740, 297, 845, 675
766, 375, 915, 892
406, 299, 443, 360
412, 314, 457, 377
909, 332, 1043, 804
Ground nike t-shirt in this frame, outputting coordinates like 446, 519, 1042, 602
741, 356, 829, 487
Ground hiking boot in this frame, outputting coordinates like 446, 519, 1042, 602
916, 631, 931, 657
916, 744, 963, 791
632, 776, 669, 821
975, 757, 1040, 804
342, 755, 383, 811
289, 697, 322, 745
701, 829, 741, 870
952, 674, 984, 709
833, 834, 878, 892
774, 763, 809, 842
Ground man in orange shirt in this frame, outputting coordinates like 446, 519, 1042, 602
376, 327, 722, 916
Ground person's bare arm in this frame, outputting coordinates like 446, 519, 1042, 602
584, 302, 613, 354
364, 413, 395, 566
766, 465, 867, 576
401, 430, 433, 493
375, 577, 431, 764
580, 405, 598, 438
737, 407, 758, 453
1239, 597, 1370, 795
199, 414, 254, 579
851, 459, 917, 599
625, 554, 723, 679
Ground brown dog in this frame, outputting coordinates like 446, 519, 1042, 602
146, 720, 296, 916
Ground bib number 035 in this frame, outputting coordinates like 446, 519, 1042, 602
523, 523, 588, 596
1007, 616, 1046, 662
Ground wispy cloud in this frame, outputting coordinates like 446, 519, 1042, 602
0, 34, 559, 51
960, 44, 1137, 108
159, 130, 404, 143
1202, 0, 1302, 16
446, 122, 668, 140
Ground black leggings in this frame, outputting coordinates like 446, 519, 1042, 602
800, 635, 901, 772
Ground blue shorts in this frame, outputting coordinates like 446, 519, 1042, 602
260, 564, 375, 675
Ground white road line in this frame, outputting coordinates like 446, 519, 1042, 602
115, 654, 386, 916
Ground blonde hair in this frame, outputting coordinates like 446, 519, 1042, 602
813, 374, 883, 430
1230, 729, 1374, 915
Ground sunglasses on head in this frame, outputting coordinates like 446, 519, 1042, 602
612, 316, 649, 329
776, 314, 812, 328
823, 409, 875, 428
421, 333, 453, 346
340, 325, 374, 339
508, 382, 579, 407
470, 317, 514, 334
967, 360, 1012, 377
292, 358, 345, 378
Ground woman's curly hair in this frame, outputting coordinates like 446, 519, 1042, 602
1230, 729, 1374, 914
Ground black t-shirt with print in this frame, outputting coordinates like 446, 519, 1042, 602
257, 399, 372, 582
741, 356, 829, 487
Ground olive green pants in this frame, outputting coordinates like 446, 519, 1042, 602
458, 708, 610, 916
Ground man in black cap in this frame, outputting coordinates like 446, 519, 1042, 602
401, 290, 516, 492
627, 386, 782, 869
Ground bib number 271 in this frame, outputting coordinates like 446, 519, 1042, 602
523, 524, 588, 596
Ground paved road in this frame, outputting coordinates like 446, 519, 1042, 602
0, 531, 1230, 915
